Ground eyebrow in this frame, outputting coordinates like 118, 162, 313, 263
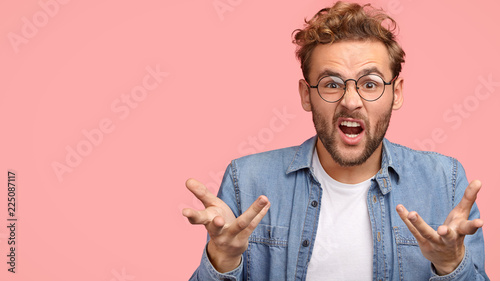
358, 67, 386, 79
315, 67, 387, 82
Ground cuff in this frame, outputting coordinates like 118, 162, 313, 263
199, 243, 243, 281
429, 247, 475, 281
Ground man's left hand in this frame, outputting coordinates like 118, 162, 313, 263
396, 180, 484, 276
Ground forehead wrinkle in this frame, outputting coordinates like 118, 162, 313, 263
309, 41, 392, 82
356, 66, 386, 79
316, 65, 386, 82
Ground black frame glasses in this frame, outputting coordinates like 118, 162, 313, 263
306, 74, 397, 103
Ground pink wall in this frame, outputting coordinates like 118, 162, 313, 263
1, 0, 498, 280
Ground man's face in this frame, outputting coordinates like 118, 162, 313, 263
299, 40, 404, 167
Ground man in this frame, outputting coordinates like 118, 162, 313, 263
182, 2, 488, 280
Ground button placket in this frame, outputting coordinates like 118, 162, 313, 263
302, 239, 310, 247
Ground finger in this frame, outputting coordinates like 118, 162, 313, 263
183, 209, 226, 237
213, 216, 225, 228
205, 216, 226, 237
455, 180, 481, 215
457, 218, 484, 235
437, 225, 458, 242
228, 196, 270, 236
438, 218, 483, 243
406, 211, 441, 243
437, 224, 450, 237
182, 208, 210, 225
239, 201, 271, 238
185, 178, 219, 208
396, 204, 425, 242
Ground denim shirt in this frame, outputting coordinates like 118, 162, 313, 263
189, 136, 488, 281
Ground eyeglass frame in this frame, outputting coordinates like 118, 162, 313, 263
305, 73, 398, 103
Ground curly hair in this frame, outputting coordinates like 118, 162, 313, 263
293, 1, 405, 81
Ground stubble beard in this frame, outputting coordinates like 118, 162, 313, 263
312, 103, 393, 167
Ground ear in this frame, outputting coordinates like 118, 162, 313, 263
299, 79, 312, 112
392, 77, 404, 110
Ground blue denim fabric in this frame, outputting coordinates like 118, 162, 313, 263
189, 136, 488, 281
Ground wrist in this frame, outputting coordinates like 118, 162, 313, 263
433, 263, 458, 276
433, 251, 465, 276
207, 240, 242, 273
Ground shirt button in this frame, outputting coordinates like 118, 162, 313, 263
373, 195, 377, 203
302, 240, 310, 247
311, 200, 318, 207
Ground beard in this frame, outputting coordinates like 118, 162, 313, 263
312, 103, 392, 167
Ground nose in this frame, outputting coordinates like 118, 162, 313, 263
340, 79, 363, 110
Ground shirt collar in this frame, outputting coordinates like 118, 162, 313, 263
376, 138, 401, 194
286, 136, 317, 174
286, 136, 401, 194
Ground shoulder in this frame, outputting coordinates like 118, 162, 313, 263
384, 139, 462, 175
231, 145, 301, 173
385, 140, 470, 214
230, 136, 315, 174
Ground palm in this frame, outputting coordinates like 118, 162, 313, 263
182, 178, 270, 273
204, 200, 236, 229
396, 180, 484, 275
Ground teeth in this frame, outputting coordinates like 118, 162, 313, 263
341, 121, 361, 127
346, 134, 359, 138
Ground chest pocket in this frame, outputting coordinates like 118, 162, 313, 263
249, 224, 288, 246
246, 224, 288, 280
393, 225, 439, 280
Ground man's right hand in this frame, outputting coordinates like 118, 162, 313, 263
182, 178, 271, 273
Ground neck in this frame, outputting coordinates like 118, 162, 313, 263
316, 139, 382, 184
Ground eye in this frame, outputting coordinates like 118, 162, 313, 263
364, 81, 377, 89
319, 76, 344, 90
359, 75, 383, 91
324, 82, 341, 88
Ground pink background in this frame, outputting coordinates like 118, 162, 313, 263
1, 0, 499, 280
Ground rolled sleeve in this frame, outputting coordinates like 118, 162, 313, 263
428, 160, 489, 281
430, 247, 487, 281
189, 243, 243, 281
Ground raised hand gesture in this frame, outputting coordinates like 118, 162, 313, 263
396, 180, 484, 275
182, 178, 270, 273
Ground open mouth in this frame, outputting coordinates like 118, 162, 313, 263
339, 120, 364, 139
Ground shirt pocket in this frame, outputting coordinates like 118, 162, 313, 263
393, 225, 439, 280
249, 224, 288, 247
247, 224, 288, 280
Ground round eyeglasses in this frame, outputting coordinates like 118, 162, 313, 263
307, 74, 397, 103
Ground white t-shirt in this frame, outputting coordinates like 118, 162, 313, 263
306, 149, 374, 281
